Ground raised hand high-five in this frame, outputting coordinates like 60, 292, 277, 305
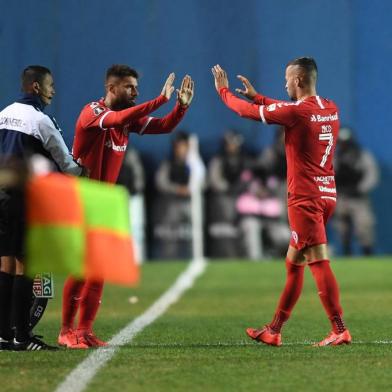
161, 73, 176, 100
235, 75, 258, 100
177, 75, 194, 107
212, 64, 229, 92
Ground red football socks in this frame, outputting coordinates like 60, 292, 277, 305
61, 277, 85, 330
77, 280, 104, 332
269, 259, 305, 333
308, 259, 346, 333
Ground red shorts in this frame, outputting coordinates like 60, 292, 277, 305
288, 197, 336, 250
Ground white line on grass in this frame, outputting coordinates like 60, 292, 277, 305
55, 258, 207, 392
125, 340, 392, 347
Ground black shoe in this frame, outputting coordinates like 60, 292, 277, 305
13, 335, 59, 351
0, 337, 13, 351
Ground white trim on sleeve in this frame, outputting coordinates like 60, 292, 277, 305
99, 111, 113, 130
139, 116, 153, 135
316, 96, 325, 109
259, 105, 267, 124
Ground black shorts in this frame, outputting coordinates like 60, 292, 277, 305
0, 187, 25, 258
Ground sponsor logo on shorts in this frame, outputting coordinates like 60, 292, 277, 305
291, 231, 298, 244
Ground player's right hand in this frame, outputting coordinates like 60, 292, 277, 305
235, 75, 257, 100
212, 65, 229, 92
161, 73, 175, 100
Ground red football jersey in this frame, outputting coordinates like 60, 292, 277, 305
73, 97, 187, 183
219, 88, 339, 204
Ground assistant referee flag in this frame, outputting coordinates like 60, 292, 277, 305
25, 173, 139, 285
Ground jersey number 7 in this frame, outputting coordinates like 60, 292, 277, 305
319, 131, 334, 168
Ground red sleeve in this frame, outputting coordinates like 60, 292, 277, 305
130, 102, 188, 135
260, 101, 298, 127
253, 93, 281, 106
218, 87, 262, 121
80, 95, 168, 130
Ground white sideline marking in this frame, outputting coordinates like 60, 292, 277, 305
126, 340, 392, 347
55, 258, 207, 392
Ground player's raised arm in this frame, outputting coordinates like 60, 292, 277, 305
212, 64, 261, 121
133, 75, 194, 135
99, 73, 176, 130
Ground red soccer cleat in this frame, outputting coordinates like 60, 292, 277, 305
313, 329, 352, 347
58, 329, 89, 349
76, 330, 108, 348
246, 326, 282, 347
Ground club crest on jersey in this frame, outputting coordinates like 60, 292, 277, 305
291, 231, 299, 244
93, 107, 105, 116
90, 102, 106, 116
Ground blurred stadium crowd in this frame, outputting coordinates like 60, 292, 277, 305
120, 127, 379, 261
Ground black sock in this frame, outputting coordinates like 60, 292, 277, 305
0, 271, 14, 340
12, 275, 33, 342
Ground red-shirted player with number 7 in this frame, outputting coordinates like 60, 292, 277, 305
212, 58, 351, 347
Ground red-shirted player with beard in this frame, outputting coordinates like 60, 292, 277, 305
58, 65, 194, 349
212, 58, 351, 347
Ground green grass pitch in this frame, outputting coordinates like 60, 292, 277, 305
1, 258, 392, 391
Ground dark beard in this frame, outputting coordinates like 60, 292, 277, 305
112, 99, 136, 111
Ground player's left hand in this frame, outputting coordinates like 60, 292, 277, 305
212, 65, 229, 92
177, 75, 194, 107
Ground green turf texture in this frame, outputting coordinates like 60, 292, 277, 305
1, 258, 392, 392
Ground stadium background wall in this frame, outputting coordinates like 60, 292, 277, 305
1, 0, 391, 253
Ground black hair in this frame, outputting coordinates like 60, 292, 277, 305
173, 130, 190, 144
287, 57, 318, 84
106, 64, 139, 81
21, 65, 51, 90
